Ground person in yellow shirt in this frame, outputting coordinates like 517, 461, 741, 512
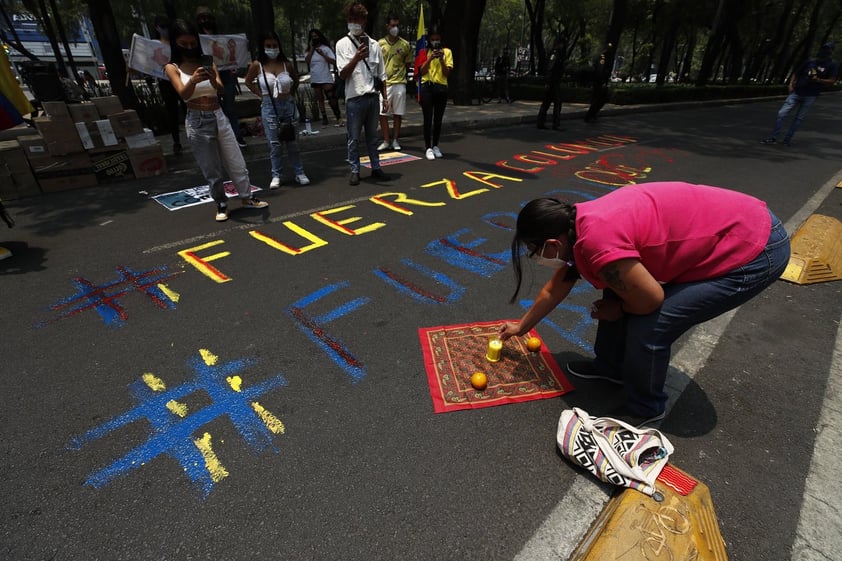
418, 25, 452, 160
377, 15, 414, 151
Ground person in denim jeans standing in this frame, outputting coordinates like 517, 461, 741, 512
165, 19, 267, 222
762, 42, 838, 146
336, 2, 391, 186
498, 182, 790, 427
244, 32, 310, 189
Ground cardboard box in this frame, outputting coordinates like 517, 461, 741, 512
108, 110, 144, 138
68, 102, 101, 123
38, 173, 98, 193
128, 144, 166, 177
0, 141, 41, 199
34, 116, 85, 156
124, 128, 157, 149
90, 96, 122, 117
30, 152, 92, 178
95, 120, 120, 146
41, 101, 71, 120
16, 135, 49, 162
90, 149, 132, 182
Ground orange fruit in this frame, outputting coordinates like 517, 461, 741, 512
526, 337, 542, 352
471, 372, 488, 391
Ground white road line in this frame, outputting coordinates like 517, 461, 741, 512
790, 317, 842, 560
514, 171, 842, 561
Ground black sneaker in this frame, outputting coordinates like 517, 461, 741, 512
565, 361, 623, 386
370, 168, 391, 181
760, 137, 776, 144
349, 172, 360, 185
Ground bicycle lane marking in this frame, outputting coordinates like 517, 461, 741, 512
513, 170, 842, 561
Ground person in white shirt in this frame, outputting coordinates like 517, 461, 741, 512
305, 29, 343, 126
335, 2, 392, 186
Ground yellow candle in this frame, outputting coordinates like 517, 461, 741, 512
486, 337, 503, 362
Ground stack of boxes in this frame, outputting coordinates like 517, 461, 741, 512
0, 95, 167, 199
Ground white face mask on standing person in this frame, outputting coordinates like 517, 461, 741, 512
389, 26, 399, 37
264, 48, 279, 59
347, 23, 363, 36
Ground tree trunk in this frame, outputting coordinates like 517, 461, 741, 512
441, 0, 487, 105
87, 0, 139, 109
695, 0, 730, 85
49, 0, 85, 92
249, 0, 274, 42
35, 0, 67, 77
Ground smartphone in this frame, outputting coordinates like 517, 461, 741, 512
200, 54, 213, 73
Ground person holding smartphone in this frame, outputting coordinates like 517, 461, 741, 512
164, 19, 268, 222
417, 25, 452, 160
335, 2, 391, 186
305, 29, 343, 127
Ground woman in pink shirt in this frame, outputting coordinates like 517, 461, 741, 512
498, 182, 790, 427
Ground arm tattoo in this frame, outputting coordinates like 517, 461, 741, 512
602, 263, 627, 291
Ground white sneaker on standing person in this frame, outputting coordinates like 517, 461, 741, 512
377, 15, 414, 152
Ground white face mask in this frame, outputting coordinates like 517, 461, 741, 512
347, 23, 363, 36
530, 243, 573, 269
264, 48, 279, 59
389, 26, 399, 37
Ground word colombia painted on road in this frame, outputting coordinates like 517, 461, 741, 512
58, 133, 668, 497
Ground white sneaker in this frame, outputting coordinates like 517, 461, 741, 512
391, 139, 401, 150
269, 177, 281, 189
215, 204, 229, 222
295, 174, 310, 185
425, 148, 435, 160
377, 141, 390, 151
432, 146, 443, 158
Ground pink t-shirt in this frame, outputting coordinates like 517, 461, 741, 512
573, 182, 771, 289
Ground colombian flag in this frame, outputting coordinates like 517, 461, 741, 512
0, 46, 33, 131
413, 5, 427, 101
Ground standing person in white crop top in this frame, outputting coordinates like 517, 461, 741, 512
164, 19, 268, 223
244, 32, 310, 189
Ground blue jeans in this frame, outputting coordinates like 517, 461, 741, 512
261, 96, 303, 178
592, 211, 791, 416
770, 93, 817, 142
185, 108, 251, 205
345, 93, 381, 173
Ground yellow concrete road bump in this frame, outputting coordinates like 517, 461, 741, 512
781, 214, 842, 285
569, 464, 728, 560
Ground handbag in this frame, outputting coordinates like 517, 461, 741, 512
556, 407, 674, 497
262, 63, 296, 142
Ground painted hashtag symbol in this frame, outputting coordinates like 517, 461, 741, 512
68, 349, 288, 498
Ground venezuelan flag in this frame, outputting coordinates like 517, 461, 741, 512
0, 46, 33, 131
413, 5, 427, 101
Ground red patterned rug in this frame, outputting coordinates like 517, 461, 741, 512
419, 320, 575, 413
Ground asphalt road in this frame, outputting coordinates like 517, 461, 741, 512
2, 97, 842, 561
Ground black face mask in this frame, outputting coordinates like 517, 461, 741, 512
180, 46, 203, 60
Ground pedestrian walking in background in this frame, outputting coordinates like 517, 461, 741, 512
537, 37, 565, 130
336, 2, 391, 186
494, 50, 511, 103
498, 182, 790, 427
377, 14, 414, 151
244, 32, 310, 190
305, 29, 343, 127
761, 42, 839, 146
196, 7, 247, 148
416, 25, 452, 161
153, 15, 183, 155
584, 43, 612, 123
165, 19, 268, 223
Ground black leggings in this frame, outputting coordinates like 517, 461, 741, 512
420, 84, 448, 148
